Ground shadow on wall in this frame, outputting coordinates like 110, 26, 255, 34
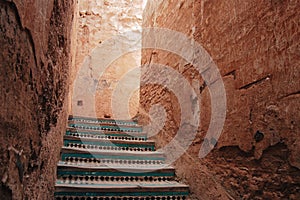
0, 0, 75, 199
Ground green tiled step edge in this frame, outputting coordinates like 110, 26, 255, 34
57, 165, 174, 177
66, 130, 147, 141
55, 183, 188, 196
61, 153, 165, 161
56, 117, 189, 198
55, 191, 188, 197
63, 138, 155, 151
57, 161, 168, 168
69, 116, 138, 125
57, 171, 174, 177
61, 148, 165, 161
68, 121, 140, 128
69, 123, 143, 132
68, 121, 142, 129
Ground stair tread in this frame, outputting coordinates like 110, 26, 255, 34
57, 162, 174, 171
55, 116, 189, 198
55, 182, 188, 190
58, 161, 167, 168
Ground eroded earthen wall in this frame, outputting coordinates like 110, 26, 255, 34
0, 0, 75, 199
141, 0, 300, 199
72, 0, 143, 119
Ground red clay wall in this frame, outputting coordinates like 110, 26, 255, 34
0, 1, 76, 199
141, 0, 300, 199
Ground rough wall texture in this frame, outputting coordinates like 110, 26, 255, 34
141, 0, 300, 199
0, 0, 75, 199
71, 0, 143, 119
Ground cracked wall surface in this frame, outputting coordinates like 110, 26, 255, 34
0, 0, 76, 199
140, 0, 300, 199
71, 0, 143, 119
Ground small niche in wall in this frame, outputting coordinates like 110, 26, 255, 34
77, 100, 83, 106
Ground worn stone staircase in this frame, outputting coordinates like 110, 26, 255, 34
54, 116, 189, 200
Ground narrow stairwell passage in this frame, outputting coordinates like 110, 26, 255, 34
54, 116, 189, 200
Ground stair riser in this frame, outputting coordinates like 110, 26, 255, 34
62, 157, 164, 165
69, 123, 143, 133
69, 116, 138, 126
64, 136, 152, 144
66, 131, 147, 141
55, 195, 187, 200
57, 168, 177, 182
56, 117, 189, 199
62, 154, 164, 162
57, 177, 174, 184
64, 144, 154, 152
64, 140, 155, 151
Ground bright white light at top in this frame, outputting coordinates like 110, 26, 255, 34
142, 0, 148, 9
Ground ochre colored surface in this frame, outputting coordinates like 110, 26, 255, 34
140, 1, 300, 199
0, 1, 76, 199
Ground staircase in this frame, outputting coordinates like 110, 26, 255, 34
54, 116, 189, 200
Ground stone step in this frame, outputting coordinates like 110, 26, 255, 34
66, 128, 147, 141
55, 182, 189, 199
68, 122, 143, 133
68, 120, 142, 129
57, 177, 176, 185
55, 196, 187, 200
64, 136, 155, 152
57, 161, 166, 168
55, 116, 189, 199
69, 115, 138, 126
57, 163, 175, 182
61, 147, 165, 165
